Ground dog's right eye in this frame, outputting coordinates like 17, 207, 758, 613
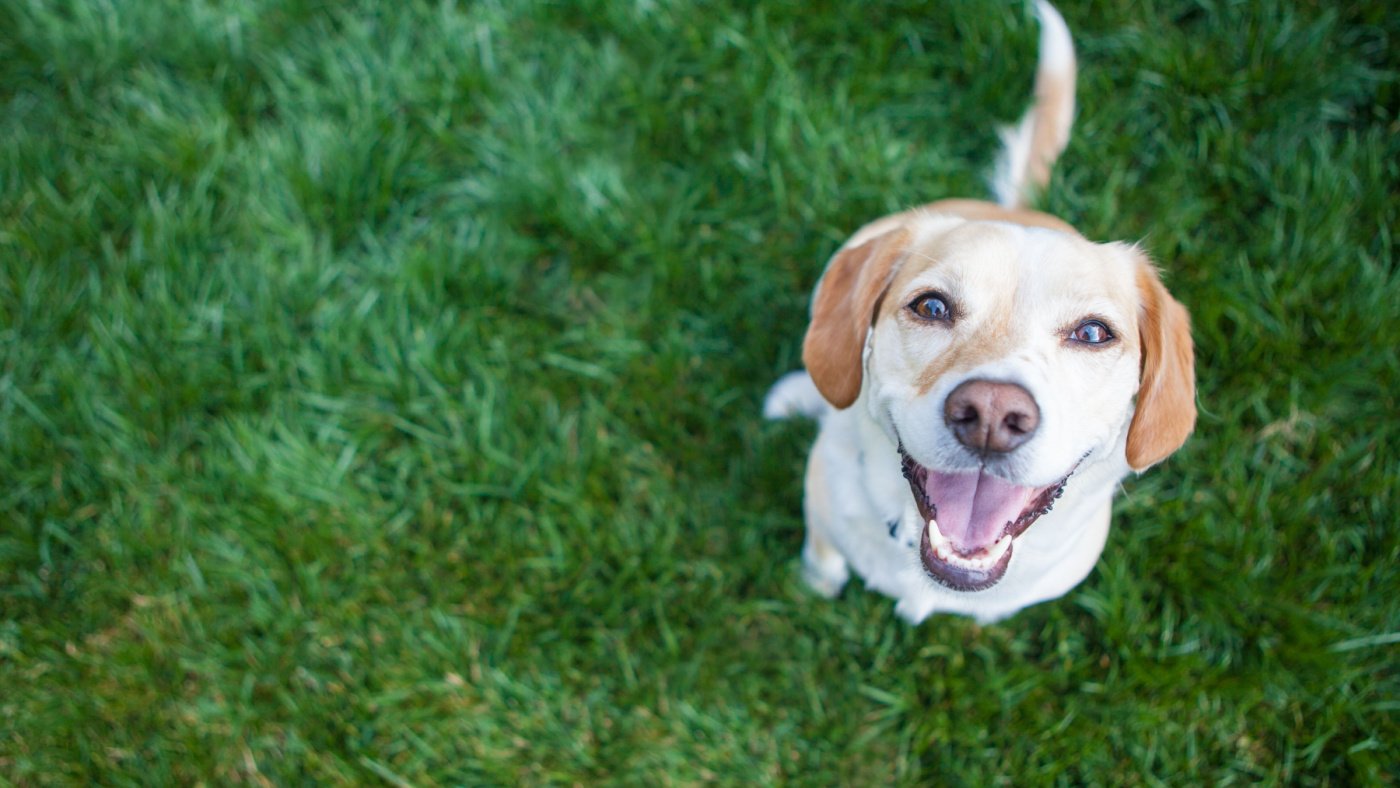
909, 293, 953, 322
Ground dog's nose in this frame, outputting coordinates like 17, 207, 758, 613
944, 379, 1040, 454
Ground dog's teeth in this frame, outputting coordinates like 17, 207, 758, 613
928, 531, 1013, 572
985, 534, 1013, 564
926, 519, 949, 549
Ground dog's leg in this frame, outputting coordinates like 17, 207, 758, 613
801, 526, 849, 598
800, 447, 849, 597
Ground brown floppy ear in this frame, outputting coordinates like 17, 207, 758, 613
1127, 263, 1197, 470
802, 228, 910, 409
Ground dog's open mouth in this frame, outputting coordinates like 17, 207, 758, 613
899, 445, 1072, 592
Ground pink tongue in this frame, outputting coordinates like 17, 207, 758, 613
925, 470, 1034, 552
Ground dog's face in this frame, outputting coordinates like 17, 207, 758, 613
803, 211, 1194, 592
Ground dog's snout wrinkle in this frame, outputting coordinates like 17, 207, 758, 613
944, 380, 1040, 454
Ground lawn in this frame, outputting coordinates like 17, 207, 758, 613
1, 0, 1396, 784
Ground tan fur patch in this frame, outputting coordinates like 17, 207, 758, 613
921, 199, 1079, 235
912, 321, 1019, 398
1126, 264, 1197, 469
803, 228, 913, 408
1027, 63, 1075, 190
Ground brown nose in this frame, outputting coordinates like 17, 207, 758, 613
944, 379, 1040, 454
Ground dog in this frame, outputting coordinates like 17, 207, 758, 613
764, 0, 1195, 624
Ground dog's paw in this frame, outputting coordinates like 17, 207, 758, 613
894, 597, 935, 624
801, 561, 849, 599
800, 537, 849, 599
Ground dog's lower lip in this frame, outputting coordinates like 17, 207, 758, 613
919, 518, 1014, 591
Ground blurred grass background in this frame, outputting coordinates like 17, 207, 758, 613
0, 0, 1396, 784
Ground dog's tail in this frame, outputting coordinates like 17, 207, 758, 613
763, 370, 830, 421
991, 0, 1077, 210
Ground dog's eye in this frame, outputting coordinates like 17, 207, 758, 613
910, 293, 952, 321
1070, 320, 1113, 344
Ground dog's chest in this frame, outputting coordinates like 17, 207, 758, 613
819, 414, 923, 586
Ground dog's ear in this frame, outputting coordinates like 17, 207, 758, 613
802, 228, 910, 409
1126, 262, 1196, 470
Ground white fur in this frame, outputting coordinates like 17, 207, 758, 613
1034, 0, 1076, 78
991, 112, 1037, 209
763, 369, 828, 420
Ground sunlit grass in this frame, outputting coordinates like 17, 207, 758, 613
1, 0, 1396, 784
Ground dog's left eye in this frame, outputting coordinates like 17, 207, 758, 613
909, 293, 952, 321
1070, 320, 1113, 344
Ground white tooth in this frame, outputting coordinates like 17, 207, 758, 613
929, 533, 1014, 571
927, 519, 947, 547
928, 520, 953, 558
985, 534, 1013, 564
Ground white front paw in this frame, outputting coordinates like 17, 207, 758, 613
802, 561, 848, 599
894, 597, 934, 624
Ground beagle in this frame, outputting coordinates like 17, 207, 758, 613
764, 1, 1195, 624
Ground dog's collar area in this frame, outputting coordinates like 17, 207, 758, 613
898, 442, 1075, 592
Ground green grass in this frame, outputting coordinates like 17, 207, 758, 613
1, 0, 1396, 784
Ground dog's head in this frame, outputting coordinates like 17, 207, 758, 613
803, 209, 1194, 591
